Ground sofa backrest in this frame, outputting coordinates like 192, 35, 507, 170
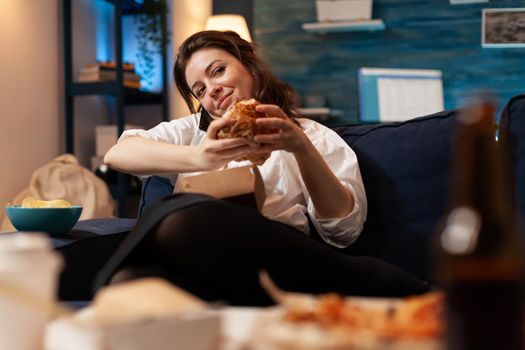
137, 97, 525, 284
332, 111, 456, 282
138, 111, 456, 282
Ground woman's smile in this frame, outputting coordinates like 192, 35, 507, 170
218, 92, 233, 111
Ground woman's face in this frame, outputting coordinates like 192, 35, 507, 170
185, 48, 255, 118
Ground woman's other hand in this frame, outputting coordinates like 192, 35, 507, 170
253, 104, 309, 155
254, 104, 355, 219
195, 118, 252, 170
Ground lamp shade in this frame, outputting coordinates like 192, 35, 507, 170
205, 14, 252, 42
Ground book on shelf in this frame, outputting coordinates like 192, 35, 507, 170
79, 60, 139, 77
84, 61, 135, 72
122, 80, 141, 89
77, 75, 141, 89
78, 62, 142, 89
78, 70, 141, 82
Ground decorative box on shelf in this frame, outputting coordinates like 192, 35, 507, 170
306, 0, 384, 34
315, 0, 372, 22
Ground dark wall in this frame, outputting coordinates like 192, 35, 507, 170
213, 0, 254, 37
254, 0, 525, 124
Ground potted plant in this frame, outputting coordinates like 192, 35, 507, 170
134, 0, 170, 90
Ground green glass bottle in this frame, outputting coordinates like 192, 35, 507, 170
435, 97, 525, 350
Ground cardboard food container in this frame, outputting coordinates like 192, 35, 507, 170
45, 310, 220, 350
176, 165, 266, 212
45, 278, 221, 350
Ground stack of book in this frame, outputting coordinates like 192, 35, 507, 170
78, 62, 141, 89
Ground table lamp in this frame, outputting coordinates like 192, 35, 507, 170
205, 14, 252, 42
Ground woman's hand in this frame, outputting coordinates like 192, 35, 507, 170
253, 104, 309, 155
194, 118, 253, 170
254, 104, 355, 219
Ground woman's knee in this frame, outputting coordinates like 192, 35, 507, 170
153, 208, 200, 250
152, 200, 238, 249
109, 266, 168, 285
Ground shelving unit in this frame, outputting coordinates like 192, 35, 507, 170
298, 107, 341, 121
298, 107, 343, 122
62, 0, 169, 217
302, 19, 385, 34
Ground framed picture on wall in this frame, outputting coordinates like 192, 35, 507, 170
482, 8, 525, 48
358, 68, 444, 123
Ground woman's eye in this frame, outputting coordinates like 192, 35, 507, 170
196, 86, 205, 98
213, 66, 225, 77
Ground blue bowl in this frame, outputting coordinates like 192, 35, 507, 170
5, 206, 83, 236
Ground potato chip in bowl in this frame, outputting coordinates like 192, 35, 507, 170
21, 197, 72, 208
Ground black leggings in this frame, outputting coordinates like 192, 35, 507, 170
115, 198, 430, 306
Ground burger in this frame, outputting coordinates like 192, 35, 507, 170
217, 99, 273, 165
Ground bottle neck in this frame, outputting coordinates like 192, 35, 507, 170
451, 103, 511, 223
447, 102, 520, 256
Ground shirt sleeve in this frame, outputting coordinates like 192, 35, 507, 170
118, 114, 199, 145
302, 122, 368, 248
116, 114, 200, 183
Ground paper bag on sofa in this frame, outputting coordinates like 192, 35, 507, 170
175, 165, 266, 212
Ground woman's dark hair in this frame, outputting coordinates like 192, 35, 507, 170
174, 30, 298, 117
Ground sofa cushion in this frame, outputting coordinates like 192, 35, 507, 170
138, 175, 174, 215
332, 110, 456, 282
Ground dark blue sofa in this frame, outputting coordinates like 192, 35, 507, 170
55, 94, 525, 301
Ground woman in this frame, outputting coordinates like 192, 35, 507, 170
102, 30, 429, 305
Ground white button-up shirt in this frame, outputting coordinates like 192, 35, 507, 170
119, 113, 367, 248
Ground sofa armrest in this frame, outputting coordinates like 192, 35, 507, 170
138, 176, 174, 216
